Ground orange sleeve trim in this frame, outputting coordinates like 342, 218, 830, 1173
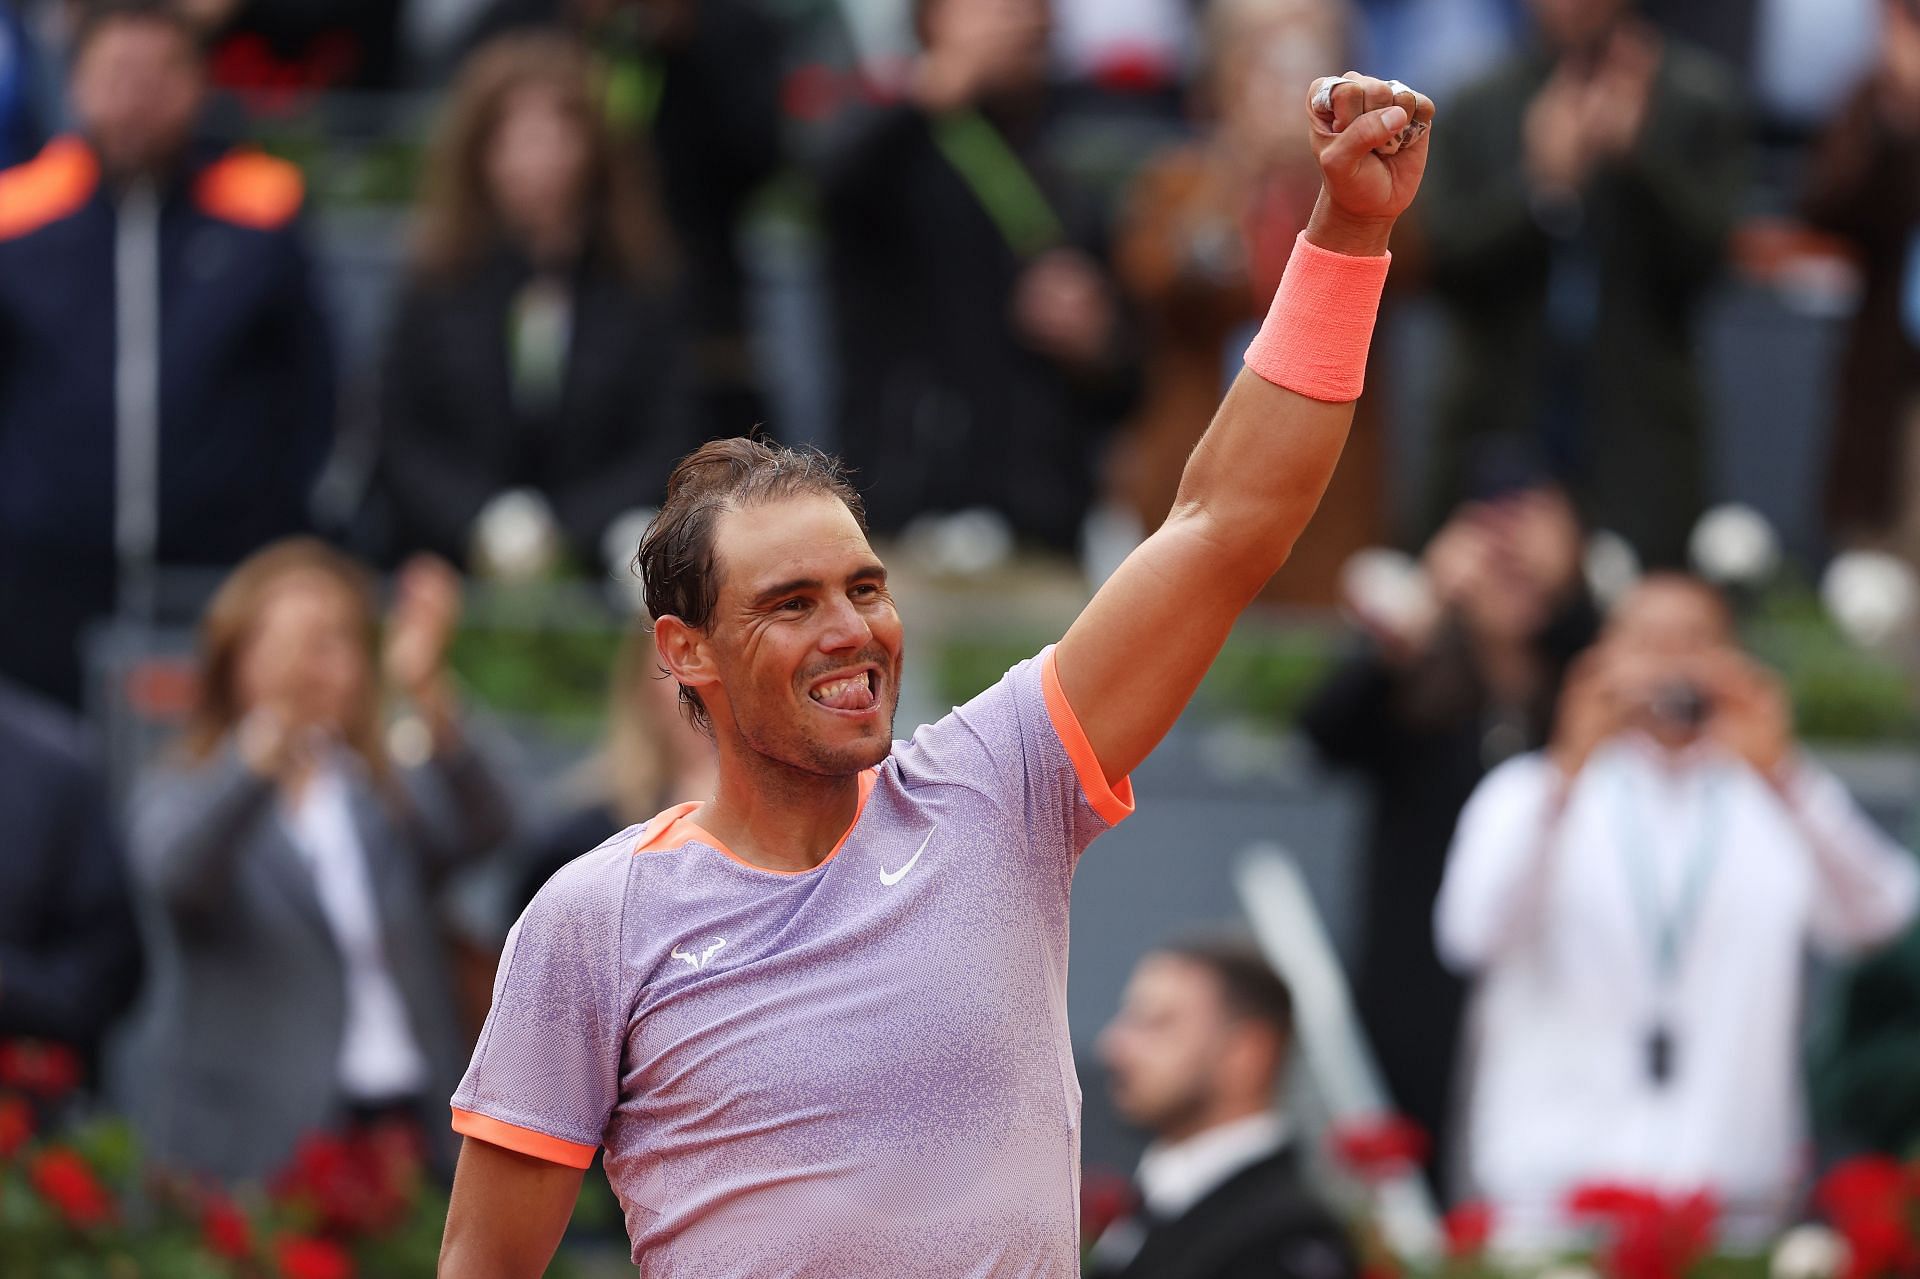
450, 1108, 596, 1169
0, 137, 99, 241
1040, 649, 1136, 827
193, 149, 304, 230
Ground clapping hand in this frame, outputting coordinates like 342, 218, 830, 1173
382, 554, 464, 743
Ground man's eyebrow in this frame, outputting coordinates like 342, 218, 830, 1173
749, 577, 823, 607
747, 564, 887, 607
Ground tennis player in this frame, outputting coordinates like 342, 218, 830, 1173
440, 71, 1435, 1278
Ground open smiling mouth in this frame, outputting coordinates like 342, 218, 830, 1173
808, 669, 879, 713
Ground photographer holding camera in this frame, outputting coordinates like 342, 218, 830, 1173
1433, 572, 1919, 1250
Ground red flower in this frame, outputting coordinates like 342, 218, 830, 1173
28, 1147, 114, 1229
1443, 1200, 1496, 1258
1080, 1165, 1139, 1241
1567, 1182, 1666, 1222
0, 1040, 82, 1099
1815, 1156, 1919, 1279
0, 1093, 33, 1160
276, 1234, 355, 1279
202, 1195, 255, 1260
272, 1123, 423, 1237
1564, 1183, 1718, 1279
1329, 1115, 1429, 1181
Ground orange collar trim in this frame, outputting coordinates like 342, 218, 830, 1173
632, 769, 880, 877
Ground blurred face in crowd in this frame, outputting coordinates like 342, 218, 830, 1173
1527, 0, 1631, 55
1211, 0, 1343, 161
689, 495, 904, 777
1427, 486, 1583, 648
1099, 954, 1278, 1142
71, 17, 204, 180
921, 0, 1052, 98
485, 81, 592, 249
234, 570, 373, 737
1601, 574, 1737, 747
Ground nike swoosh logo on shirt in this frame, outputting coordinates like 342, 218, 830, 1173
880, 828, 935, 886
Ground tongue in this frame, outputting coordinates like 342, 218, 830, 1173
818, 679, 873, 711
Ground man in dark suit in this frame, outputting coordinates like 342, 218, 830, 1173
1089, 940, 1355, 1279
0, 677, 142, 1081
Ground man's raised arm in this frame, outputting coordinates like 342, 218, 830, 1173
1055, 73, 1435, 783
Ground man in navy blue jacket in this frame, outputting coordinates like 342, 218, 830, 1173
0, 0, 333, 707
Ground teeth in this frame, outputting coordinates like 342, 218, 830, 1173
810, 675, 869, 703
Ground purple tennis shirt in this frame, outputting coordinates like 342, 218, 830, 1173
451, 648, 1135, 1276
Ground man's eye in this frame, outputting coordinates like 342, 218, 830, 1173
852, 584, 877, 598
779, 598, 809, 612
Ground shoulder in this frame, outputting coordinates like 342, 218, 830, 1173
518, 825, 644, 933
0, 136, 99, 243
1458, 750, 1561, 820
193, 147, 306, 231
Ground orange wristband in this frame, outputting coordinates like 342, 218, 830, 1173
1243, 231, 1391, 403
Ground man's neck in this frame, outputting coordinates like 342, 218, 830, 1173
1154, 1098, 1274, 1148
694, 748, 867, 873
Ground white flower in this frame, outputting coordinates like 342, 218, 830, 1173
472, 487, 561, 583
1821, 549, 1920, 648
1690, 503, 1781, 585
1584, 530, 1641, 608
904, 508, 1015, 577
1771, 1224, 1849, 1279
1339, 547, 1432, 640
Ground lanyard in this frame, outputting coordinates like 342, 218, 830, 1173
930, 108, 1066, 261
1610, 760, 1725, 988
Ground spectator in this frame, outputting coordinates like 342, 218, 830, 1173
0, 675, 140, 1082
1435, 573, 1920, 1246
513, 618, 715, 913
123, 540, 513, 1183
1419, 0, 1745, 566
460, 0, 785, 440
0, 0, 333, 708
1300, 478, 1597, 1189
1110, 0, 1381, 602
1802, 0, 1920, 556
819, 0, 1136, 553
1088, 939, 1355, 1279
373, 30, 689, 576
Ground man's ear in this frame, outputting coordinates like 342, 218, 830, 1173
653, 616, 718, 695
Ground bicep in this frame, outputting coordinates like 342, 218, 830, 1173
1057, 370, 1354, 783
439, 1138, 586, 1279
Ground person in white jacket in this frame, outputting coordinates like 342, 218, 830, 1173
1435, 571, 1919, 1250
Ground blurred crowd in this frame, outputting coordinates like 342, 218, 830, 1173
3, 0, 1920, 1270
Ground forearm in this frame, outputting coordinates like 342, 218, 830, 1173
1436, 766, 1571, 971
1775, 758, 1920, 949
1168, 196, 1389, 583
132, 747, 276, 914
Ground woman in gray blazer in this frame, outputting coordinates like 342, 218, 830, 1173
125, 539, 513, 1185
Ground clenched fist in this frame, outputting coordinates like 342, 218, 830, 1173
1303, 73, 1436, 253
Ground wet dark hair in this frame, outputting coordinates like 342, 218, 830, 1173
1156, 938, 1294, 1044
636, 436, 866, 729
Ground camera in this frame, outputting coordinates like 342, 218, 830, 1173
1647, 681, 1713, 731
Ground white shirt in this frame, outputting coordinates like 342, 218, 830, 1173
1435, 738, 1919, 1250
280, 759, 430, 1102
1136, 1112, 1291, 1221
